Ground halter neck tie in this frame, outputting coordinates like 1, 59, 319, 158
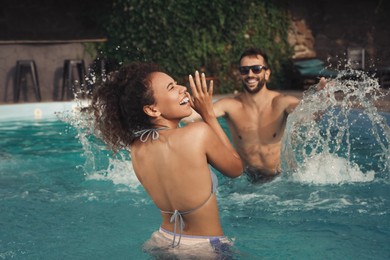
134, 127, 170, 142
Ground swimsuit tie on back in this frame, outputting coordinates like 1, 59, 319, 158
168, 210, 185, 247
161, 171, 218, 248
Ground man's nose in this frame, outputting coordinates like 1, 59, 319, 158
248, 69, 255, 76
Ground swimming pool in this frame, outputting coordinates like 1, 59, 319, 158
1, 99, 389, 259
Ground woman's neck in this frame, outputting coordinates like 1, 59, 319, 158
153, 119, 181, 129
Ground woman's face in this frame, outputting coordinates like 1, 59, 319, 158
148, 72, 192, 120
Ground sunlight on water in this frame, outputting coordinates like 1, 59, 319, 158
281, 68, 390, 184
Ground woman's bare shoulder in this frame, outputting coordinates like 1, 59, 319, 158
179, 122, 217, 141
182, 121, 210, 133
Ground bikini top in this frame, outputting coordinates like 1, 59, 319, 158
134, 127, 170, 143
135, 127, 219, 247
160, 170, 218, 247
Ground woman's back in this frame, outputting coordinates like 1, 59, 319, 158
131, 122, 223, 236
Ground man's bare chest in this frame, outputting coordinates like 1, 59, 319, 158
228, 108, 286, 143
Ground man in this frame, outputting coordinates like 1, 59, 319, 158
185, 47, 325, 183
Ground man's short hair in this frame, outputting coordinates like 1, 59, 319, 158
239, 47, 269, 67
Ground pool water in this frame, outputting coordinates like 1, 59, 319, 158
0, 102, 389, 259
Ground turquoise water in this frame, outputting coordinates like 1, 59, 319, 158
0, 102, 389, 259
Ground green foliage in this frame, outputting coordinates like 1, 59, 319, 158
94, 0, 293, 92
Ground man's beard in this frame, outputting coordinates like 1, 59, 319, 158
243, 77, 266, 94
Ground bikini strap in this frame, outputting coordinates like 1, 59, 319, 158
161, 196, 213, 248
160, 181, 216, 248
168, 210, 184, 247
133, 127, 169, 142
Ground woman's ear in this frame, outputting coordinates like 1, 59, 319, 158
143, 105, 161, 117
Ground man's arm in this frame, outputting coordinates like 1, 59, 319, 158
282, 77, 327, 114
181, 96, 229, 123
212, 98, 230, 118
284, 95, 300, 114
180, 107, 202, 123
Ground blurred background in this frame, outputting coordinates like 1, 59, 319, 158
0, 0, 389, 103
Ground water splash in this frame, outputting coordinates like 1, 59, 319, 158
281, 68, 390, 184
86, 157, 141, 189
56, 99, 140, 190
292, 153, 375, 184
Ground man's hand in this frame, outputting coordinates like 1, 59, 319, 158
317, 77, 327, 90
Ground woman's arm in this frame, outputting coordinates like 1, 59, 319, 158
187, 71, 242, 176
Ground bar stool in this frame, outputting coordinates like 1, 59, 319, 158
14, 60, 42, 102
61, 59, 87, 100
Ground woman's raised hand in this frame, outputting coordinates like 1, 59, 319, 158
187, 71, 215, 119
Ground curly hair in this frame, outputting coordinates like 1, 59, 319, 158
91, 62, 161, 152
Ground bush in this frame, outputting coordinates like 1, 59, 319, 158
93, 0, 293, 92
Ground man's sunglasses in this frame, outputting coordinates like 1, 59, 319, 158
239, 65, 267, 75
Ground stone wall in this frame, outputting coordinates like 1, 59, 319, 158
288, 18, 316, 59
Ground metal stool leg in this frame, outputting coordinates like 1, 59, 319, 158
76, 60, 86, 98
61, 60, 67, 100
30, 61, 41, 101
61, 59, 86, 100
61, 60, 72, 100
26, 61, 41, 101
20, 65, 28, 102
14, 61, 22, 102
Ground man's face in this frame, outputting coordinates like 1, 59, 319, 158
239, 55, 270, 94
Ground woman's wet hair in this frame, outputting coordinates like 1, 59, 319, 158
92, 62, 161, 152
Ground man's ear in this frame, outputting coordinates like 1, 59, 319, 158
143, 105, 161, 117
265, 69, 271, 80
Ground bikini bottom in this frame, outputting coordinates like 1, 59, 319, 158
143, 227, 234, 259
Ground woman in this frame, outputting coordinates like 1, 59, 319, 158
92, 62, 242, 257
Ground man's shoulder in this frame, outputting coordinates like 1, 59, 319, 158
214, 93, 244, 104
269, 90, 299, 101
214, 94, 244, 109
270, 90, 301, 111
266, 89, 283, 97
211, 94, 244, 117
